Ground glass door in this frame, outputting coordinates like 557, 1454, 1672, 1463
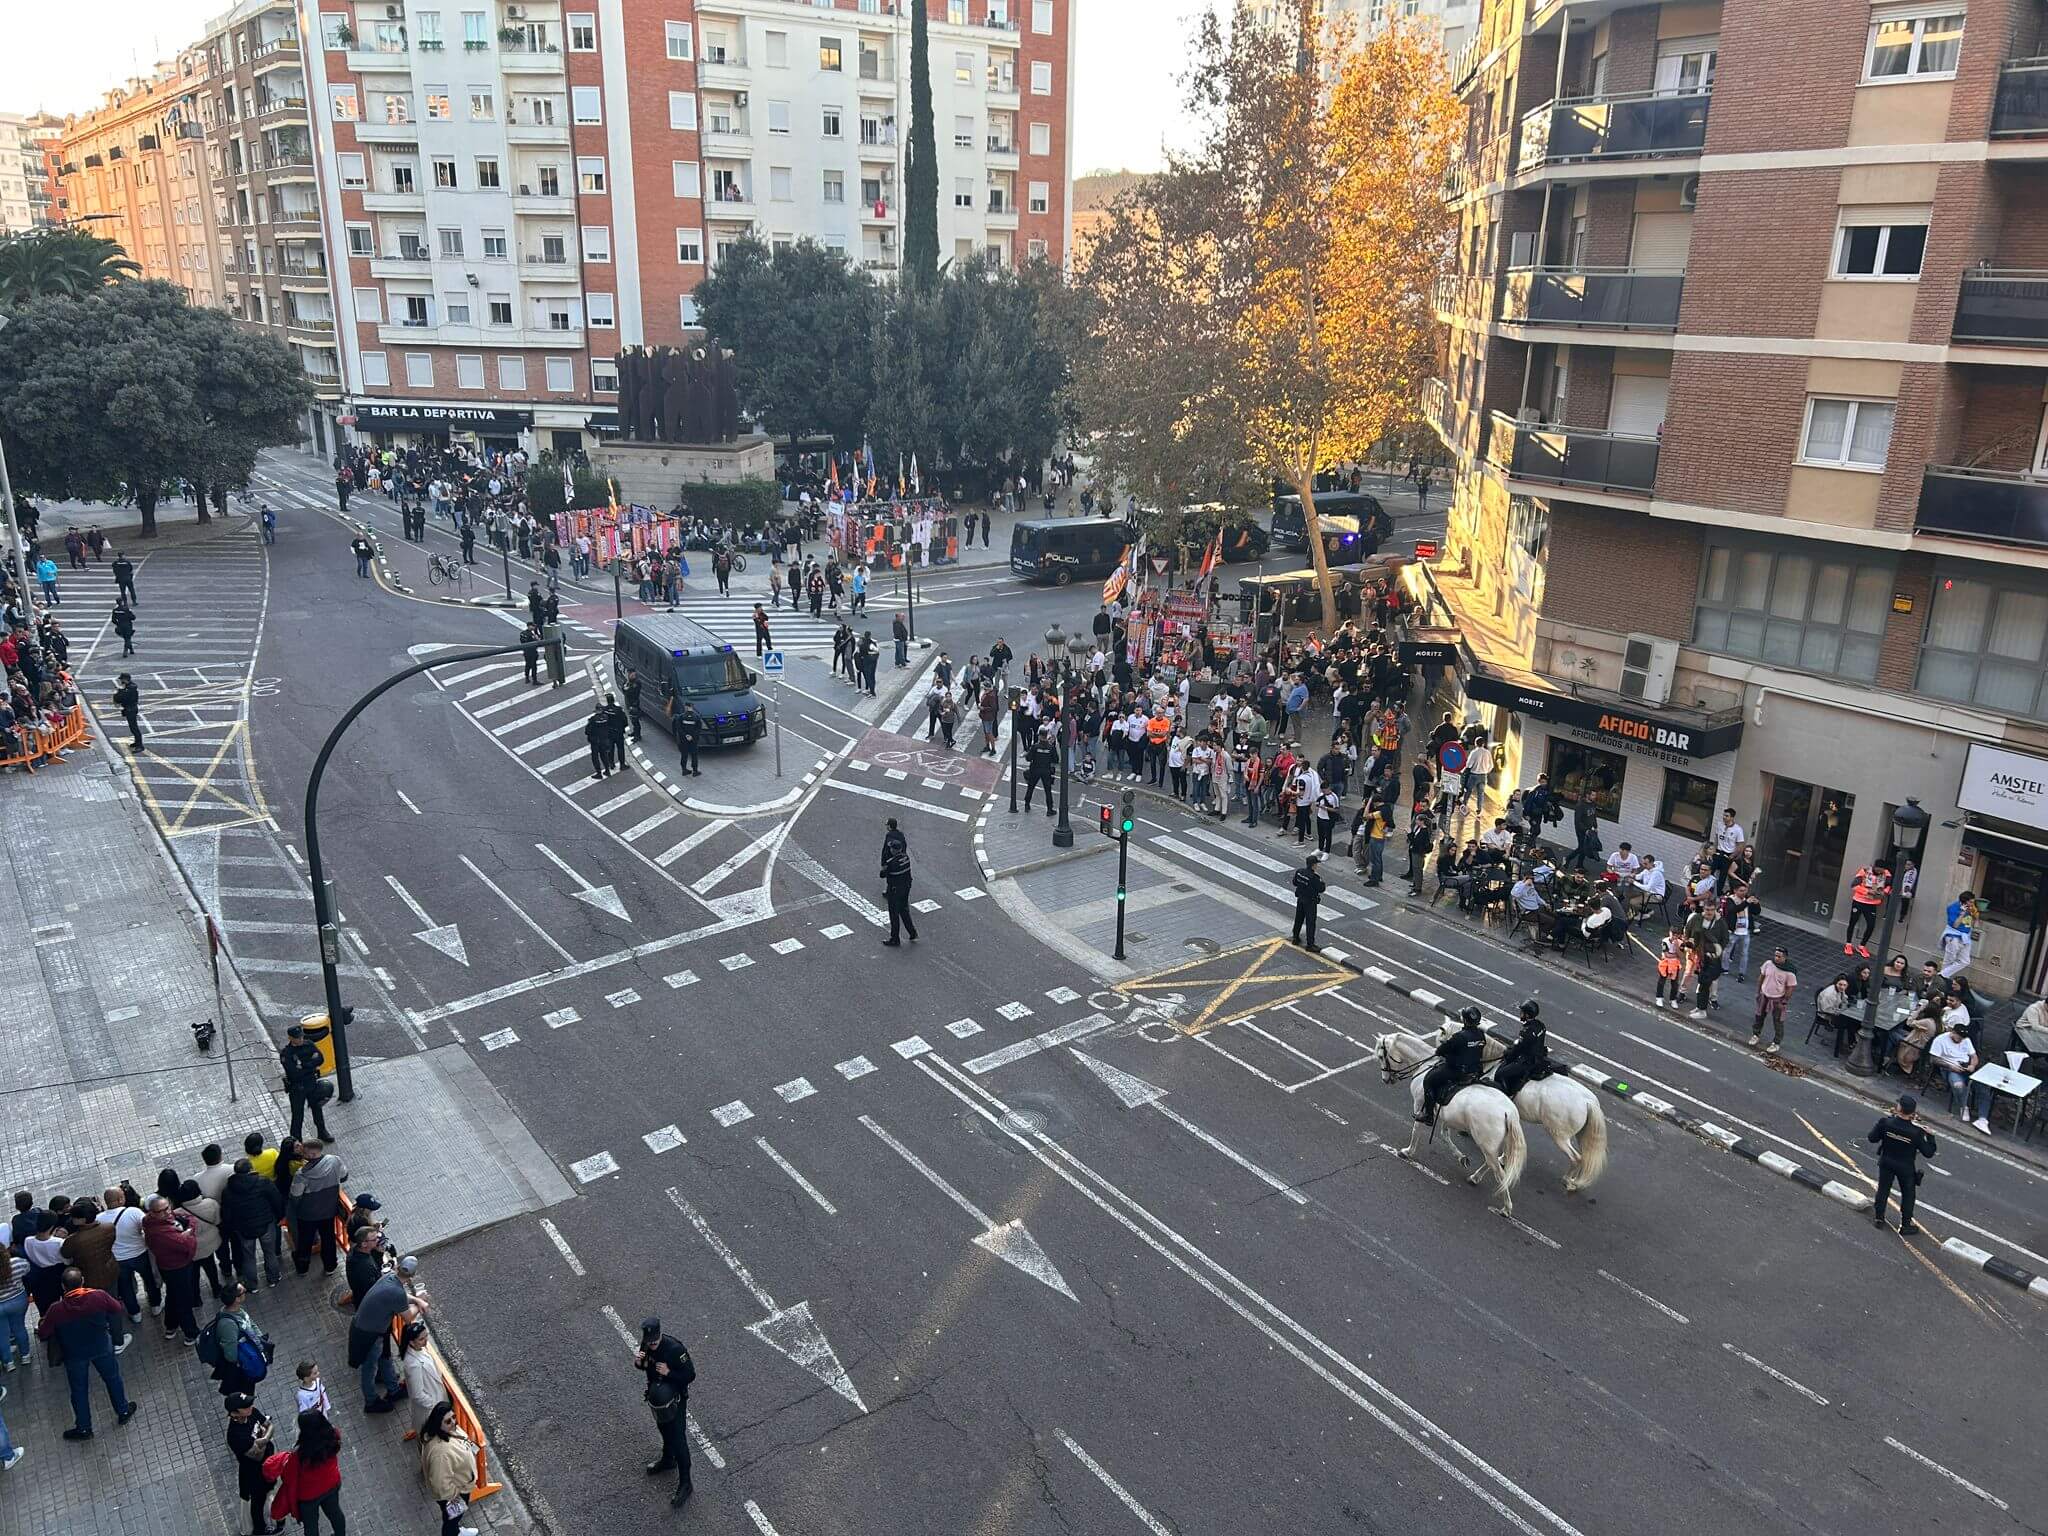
1754, 775, 1856, 921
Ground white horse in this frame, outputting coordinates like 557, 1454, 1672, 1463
1375, 1031, 1528, 1217
1479, 1037, 1609, 1193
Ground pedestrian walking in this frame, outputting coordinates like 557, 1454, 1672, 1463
350, 536, 373, 579
111, 601, 137, 657
288, 1141, 346, 1277
0, 1240, 29, 1371
1869, 1093, 1935, 1234
261, 507, 278, 544
38, 1267, 138, 1440
419, 1400, 482, 1535
350, 1256, 421, 1414
713, 547, 733, 597
1290, 853, 1326, 952
753, 604, 772, 657
63, 527, 84, 570
584, 705, 612, 780
676, 703, 701, 777
226, 1393, 283, 1535
1751, 947, 1797, 1055
769, 564, 784, 608
279, 1025, 334, 1142
634, 1317, 696, 1508
113, 672, 144, 751
35, 555, 60, 606
880, 818, 918, 945
262, 1410, 345, 1535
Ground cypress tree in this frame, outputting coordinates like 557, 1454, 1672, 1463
902, 0, 940, 285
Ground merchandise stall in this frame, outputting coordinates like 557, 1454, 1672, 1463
827, 498, 963, 568
551, 502, 684, 565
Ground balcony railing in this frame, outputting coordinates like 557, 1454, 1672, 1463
1423, 377, 1453, 445
987, 136, 1016, 155
1487, 410, 1660, 494
1917, 465, 2048, 548
1501, 266, 1685, 332
1954, 269, 2048, 345
1518, 88, 1710, 174
1993, 57, 2048, 137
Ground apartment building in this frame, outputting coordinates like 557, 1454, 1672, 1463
299, 0, 1074, 460
0, 116, 37, 234
1425, 0, 2048, 991
57, 58, 224, 306
22, 114, 69, 227
202, 0, 347, 446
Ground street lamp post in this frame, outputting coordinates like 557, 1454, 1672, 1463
1851, 797, 1930, 1077
1045, 622, 1072, 847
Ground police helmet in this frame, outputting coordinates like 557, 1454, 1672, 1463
1459, 1005, 1482, 1027
1520, 999, 1541, 1020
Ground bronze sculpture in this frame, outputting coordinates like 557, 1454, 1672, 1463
612, 345, 742, 445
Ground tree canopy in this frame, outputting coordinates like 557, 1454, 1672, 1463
1070, 0, 1457, 612
0, 227, 140, 305
0, 281, 313, 535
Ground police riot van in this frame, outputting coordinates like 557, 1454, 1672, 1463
613, 614, 768, 747
1009, 516, 1132, 585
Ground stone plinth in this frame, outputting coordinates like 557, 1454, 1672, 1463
593, 434, 776, 507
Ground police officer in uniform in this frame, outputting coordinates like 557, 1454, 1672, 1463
1420, 1007, 1489, 1124
624, 668, 644, 742
634, 1316, 696, 1507
112, 672, 144, 751
676, 702, 701, 777
1493, 999, 1553, 1099
601, 692, 629, 769
1868, 1092, 1935, 1234
1022, 727, 1058, 816
881, 818, 918, 945
1290, 852, 1327, 952
279, 1023, 333, 1142
519, 623, 541, 685
584, 705, 612, 780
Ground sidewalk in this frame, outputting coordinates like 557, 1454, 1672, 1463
0, 727, 562, 1534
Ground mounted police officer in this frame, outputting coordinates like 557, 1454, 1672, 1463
1493, 999, 1554, 1099
1419, 1006, 1489, 1124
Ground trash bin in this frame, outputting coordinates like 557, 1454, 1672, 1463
298, 1013, 338, 1076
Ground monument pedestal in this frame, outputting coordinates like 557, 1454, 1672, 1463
593, 434, 777, 508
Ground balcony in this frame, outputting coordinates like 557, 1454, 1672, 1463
1993, 57, 2048, 137
1517, 89, 1710, 175
361, 188, 425, 212
504, 116, 569, 146
501, 41, 564, 75
702, 123, 753, 154
1487, 411, 1660, 495
351, 118, 420, 144
281, 262, 329, 289
270, 209, 322, 232
1953, 269, 2048, 347
344, 46, 410, 74
266, 154, 316, 181
370, 251, 434, 279
1423, 377, 1454, 448
512, 186, 575, 216
986, 135, 1018, 163
985, 194, 1018, 227
519, 251, 578, 282
699, 49, 749, 87
861, 199, 896, 224
286, 317, 337, 341
1500, 266, 1685, 333
707, 189, 758, 222
858, 67, 897, 97
252, 36, 301, 69
1917, 465, 2048, 548
858, 133, 899, 161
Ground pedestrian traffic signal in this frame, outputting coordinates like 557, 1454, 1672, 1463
1119, 789, 1135, 836
1099, 803, 1113, 838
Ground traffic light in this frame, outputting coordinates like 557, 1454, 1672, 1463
1119, 789, 1136, 836
1099, 803, 1113, 839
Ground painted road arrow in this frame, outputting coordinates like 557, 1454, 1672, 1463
666, 1189, 866, 1413
860, 1115, 1076, 1300
383, 875, 469, 966
535, 841, 630, 921
1071, 1050, 1307, 1205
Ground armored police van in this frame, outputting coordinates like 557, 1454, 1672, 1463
612, 614, 768, 747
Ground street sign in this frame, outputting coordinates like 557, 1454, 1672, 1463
337, 414, 358, 427
762, 649, 785, 676
1415, 539, 1439, 560
1438, 741, 1467, 773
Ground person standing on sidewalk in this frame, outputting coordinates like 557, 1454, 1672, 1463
263, 1411, 345, 1534
1291, 853, 1327, 951
1844, 863, 1889, 958
1749, 947, 1798, 1055
1869, 1094, 1934, 1234
420, 1400, 482, 1536
635, 1316, 696, 1508
280, 1026, 334, 1143
289, 1143, 346, 1278
351, 1256, 421, 1414
38, 1268, 138, 1440
222, 1159, 284, 1290
112, 673, 144, 751
892, 611, 909, 668
226, 1393, 282, 1536
100, 1189, 160, 1324
142, 1197, 201, 1344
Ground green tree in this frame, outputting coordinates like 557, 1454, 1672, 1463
902, 0, 939, 286
0, 281, 312, 536
0, 227, 140, 305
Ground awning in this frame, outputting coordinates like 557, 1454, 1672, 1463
1463, 671, 1744, 760
349, 402, 534, 432
1398, 627, 1464, 668
1963, 823, 2048, 873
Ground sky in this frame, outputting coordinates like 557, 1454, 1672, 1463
1, 0, 1203, 173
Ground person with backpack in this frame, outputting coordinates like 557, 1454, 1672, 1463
198, 1282, 273, 1399
634, 1316, 697, 1508
262, 1411, 344, 1535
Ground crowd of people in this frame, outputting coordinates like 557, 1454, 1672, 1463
0, 539, 87, 765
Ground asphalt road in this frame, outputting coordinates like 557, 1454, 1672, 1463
203, 449, 2042, 1536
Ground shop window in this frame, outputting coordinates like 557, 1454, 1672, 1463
1971, 850, 2039, 934
1917, 566, 2048, 720
1656, 768, 1718, 840
1543, 738, 1625, 822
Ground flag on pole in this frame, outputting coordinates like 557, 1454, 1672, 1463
910, 453, 922, 496
1196, 526, 1223, 595
826, 456, 841, 495
897, 452, 907, 497
1102, 560, 1130, 606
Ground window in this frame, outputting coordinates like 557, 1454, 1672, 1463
462, 10, 487, 46
1027, 237, 1048, 260
577, 157, 607, 193
456, 354, 484, 389
1029, 120, 1050, 156
328, 85, 359, 121
482, 228, 508, 259
676, 226, 704, 263
1655, 769, 1719, 839
545, 355, 575, 391
391, 162, 418, 193
770, 166, 793, 201
1543, 739, 1625, 821
405, 352, 434, 387
321, 12, 351, 50
432, 157, 458, 189
401, 294, 432, 327
954, 176, 974, 209
418, 10, 443, 46
766, 31, 788, 67
469, 88, 495, 122
437, 227, 464, 257
1030, 61, 1052, 95
469, 157, 498, 190
424, 86, 450, 120
1799, 397, 1895, 471
669, 91, 697, 130
498, 355, 526, 390
572, 87, 603, 124
586, 292, 615, 328
542, 300, 574, 331
592, 359, 619, 393
568, 13, 596, 51
665, 21, 694, 60
1033, 0, 1054, 31
1028, 180, 1049, 214
538, 165, 562, 196
582, 225, 611, 261
338, 153, 366, 189
820, 36, 843, 71
487, 294, 513, 324
673, 161, 701, 198
1833, 218, 1927, 279
949, 0, 967, 20
1917, 567, 2048, 717
680, 293, 701, 326
955, 51, 973, 84
445, 294, 471, 325
1864, 9, 1964, 80
822, 170, 844, 204
540, 232, 568, 263
352, 286, 382, 322
346, 224, 374, 255
1693, 536, 1891, 680
821, 106, 842, 137
767, 100, 790, 134
360, 350, 390, 386
954, 114, 974, 149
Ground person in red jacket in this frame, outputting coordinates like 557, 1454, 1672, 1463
141, 1198, 201, 1345
37, 1269, 137, 1439
264, 1411, 344, 1534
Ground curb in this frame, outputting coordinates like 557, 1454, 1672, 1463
1940, 1236, 2048, 1300
621, 727, 834, 816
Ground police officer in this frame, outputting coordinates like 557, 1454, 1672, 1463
633, 1316, 695, 1507
112, 672, 144, 752
111, 603, 137, 658
1022, 728, 1058, 816
584, 705, 612, 780
881, 818, 917, 946
1290, 852, 1326, 952
676, 702, 701, 777
624, 668, 644, 742
279, 1024, 333, 1142
459, 518, 476, 565
1420, 1006, 1489, 1124
519, 623, 541, 686
1868, 1092, 1935, 1234
601, 692, 628, 769
1493, 999, 1553, 1099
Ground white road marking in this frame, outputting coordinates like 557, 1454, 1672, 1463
692, 825, 786, 894
893, 1035, 933, 1058
775, 1076, 817, 1103
755, 1136, 838, 1215
820, 776, 972, 821
488, 692, 589, 732
1882, 1437, 2009, 1510
1046, 986, 1081, 1003
461, 674, 525, 702
457, 854, 576, 964
821, 923, 853, 939
591, 784, 652, 818
1055, 1429, 1174, 1536
1503, 1216, 1561, 1249
1240, 1019, 1332, 1071
997, 1000, 1035, 1020
1597, 1269, 1689, 1324
712, 1101, 755, 1127
956, 886, 986, 900
964, 1013, 1113, 1074
644, 1125, 687, 1153
544, 1007, 580, 1029
1721, 1343, 1829, 1405
538, 1218, 586, 1276
536, 841, 631, 921
884, 767, 909, 780
837, 1056, 876, 1079
946, 1018, 984, 1038
744, 1501, 781, 1536
1164, 830, 1376, 911
511, 716, 591, 754
664, 969, 699, 988
570, 1152, 618, 1184
480, 1029, 519, 1051
1616, 1031, 1712, 1073
606, 988, 641, 1009
719, 953, 754, 971
771, 937, 805, 955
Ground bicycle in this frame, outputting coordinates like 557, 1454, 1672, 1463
427, 552, 465, 586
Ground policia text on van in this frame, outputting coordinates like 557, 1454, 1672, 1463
613, 615, 769, 747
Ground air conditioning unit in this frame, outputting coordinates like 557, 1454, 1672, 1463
506, 4, 523, 15
1619, 633, 1679, 705
386, 5, 401, 17
1678, 174, 1700, 209
736, 91, 749, 107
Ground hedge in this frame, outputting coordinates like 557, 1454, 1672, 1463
676, 478, 783, 527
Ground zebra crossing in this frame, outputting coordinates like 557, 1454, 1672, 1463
602, 589, 873, 657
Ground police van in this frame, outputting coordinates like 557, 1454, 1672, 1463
1009, 516, 1132, 585
1270, 490, 1392, 558
612, 614, 769, 747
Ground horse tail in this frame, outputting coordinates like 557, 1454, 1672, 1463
1498, 1104, 1528, 1191
1571, 1097, 1608, 1192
